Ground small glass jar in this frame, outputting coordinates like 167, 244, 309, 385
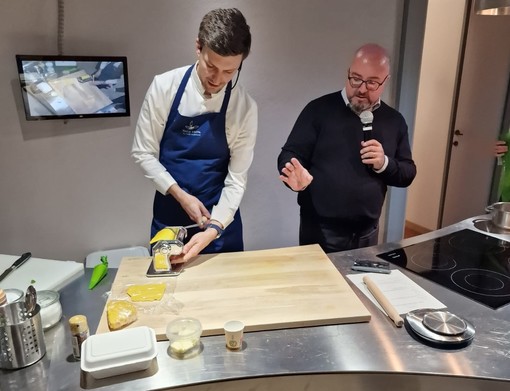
37, 290, 63, 330
69, 314, 89, 360
4, 288, 24, 304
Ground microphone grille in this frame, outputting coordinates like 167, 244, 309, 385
360, 110, 373, 125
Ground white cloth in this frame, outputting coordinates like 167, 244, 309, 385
132, 64, 258, 228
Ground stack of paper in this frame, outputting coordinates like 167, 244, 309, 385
346, 270, 446, 315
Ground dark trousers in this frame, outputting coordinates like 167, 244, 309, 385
299, 212, 379, 253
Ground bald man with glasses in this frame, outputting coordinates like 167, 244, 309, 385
278, 43, 416, 253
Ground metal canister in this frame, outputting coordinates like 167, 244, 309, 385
69, 314, 90, 360
0, 301, 46, 369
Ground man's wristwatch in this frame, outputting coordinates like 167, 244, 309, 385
206, 223, 224, 239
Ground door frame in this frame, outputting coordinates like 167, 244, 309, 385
437, 0, 473, 227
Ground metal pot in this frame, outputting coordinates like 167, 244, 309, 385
486, 202, 510, 229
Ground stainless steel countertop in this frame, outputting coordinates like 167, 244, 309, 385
1, 216, 509, 391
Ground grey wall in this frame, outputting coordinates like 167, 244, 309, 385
0, 0, 404, 262
385, 0, 427, 241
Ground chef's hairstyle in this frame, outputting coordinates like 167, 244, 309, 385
198, 8, 251, 60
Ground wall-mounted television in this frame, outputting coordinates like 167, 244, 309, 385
16, 55, 130, 121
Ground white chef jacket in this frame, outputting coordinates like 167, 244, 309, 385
132, 64, 258, 228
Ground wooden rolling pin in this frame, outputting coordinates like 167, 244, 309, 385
363, 275, 404, 327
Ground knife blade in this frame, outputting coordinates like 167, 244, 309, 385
0, 252, 32, 283
183, 223, 201, 229
183, 217, 208, 230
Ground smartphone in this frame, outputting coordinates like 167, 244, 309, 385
351, 259, 391, 274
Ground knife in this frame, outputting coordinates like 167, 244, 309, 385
183, 220, 211, 229
0, 252, 32, 283
183, 223, 201, 229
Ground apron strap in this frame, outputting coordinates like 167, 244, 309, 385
168, 65, 194, 120
220, 81, 232, 114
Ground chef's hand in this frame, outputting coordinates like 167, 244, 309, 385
170, 221, 221, 264
360, 140, 385, 170
279, 157, 313, 191
167, 184, 210, 226
495, 140, 508, 157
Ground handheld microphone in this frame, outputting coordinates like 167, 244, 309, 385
360, 110, 373, 142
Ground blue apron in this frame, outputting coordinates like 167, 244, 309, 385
151, 65, 243, 253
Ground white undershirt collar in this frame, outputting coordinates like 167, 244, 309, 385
191, 63, 227, 99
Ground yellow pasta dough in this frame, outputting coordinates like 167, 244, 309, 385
153, 252, 170, 271
126, 283, 166, 302
106, 300, 137, 330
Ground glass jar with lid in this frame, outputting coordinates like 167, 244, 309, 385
37, 290, 63, 330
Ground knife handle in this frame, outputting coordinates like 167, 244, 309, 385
12, 252, 32, 269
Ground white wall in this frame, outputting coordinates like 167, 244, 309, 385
385, 0, 428, 242
0, 0, 403, 262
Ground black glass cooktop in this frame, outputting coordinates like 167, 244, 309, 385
377, 229, 510, 310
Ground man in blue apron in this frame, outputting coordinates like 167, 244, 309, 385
132, 8, 257, 263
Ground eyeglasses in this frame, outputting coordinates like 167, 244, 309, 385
347, 69, 389, 91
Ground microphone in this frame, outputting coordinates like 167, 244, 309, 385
360, 110, 373, 142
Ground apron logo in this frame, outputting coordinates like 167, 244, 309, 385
182, 121, 201, 136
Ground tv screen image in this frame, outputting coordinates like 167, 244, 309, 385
16, 55, 130, 120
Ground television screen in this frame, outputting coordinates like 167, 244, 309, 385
16, 55, 130, 120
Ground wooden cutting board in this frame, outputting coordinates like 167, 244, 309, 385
96, 244, 371, 339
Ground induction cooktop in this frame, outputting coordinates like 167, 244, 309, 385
377, 229, 510, 310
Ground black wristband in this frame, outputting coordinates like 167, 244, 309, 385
206, 223, 224, 239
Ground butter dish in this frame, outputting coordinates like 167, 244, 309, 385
81, 326, 157, 379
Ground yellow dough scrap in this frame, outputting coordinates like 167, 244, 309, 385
154, 252, 170, 271
107, 300, 137, 330
170, 339, 199, 354
127, 283, 166, 302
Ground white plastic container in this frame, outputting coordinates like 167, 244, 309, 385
166, 317, 202, 356
80, 326, 157, 379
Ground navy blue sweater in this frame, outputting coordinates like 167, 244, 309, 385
278, 91, 416, 231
